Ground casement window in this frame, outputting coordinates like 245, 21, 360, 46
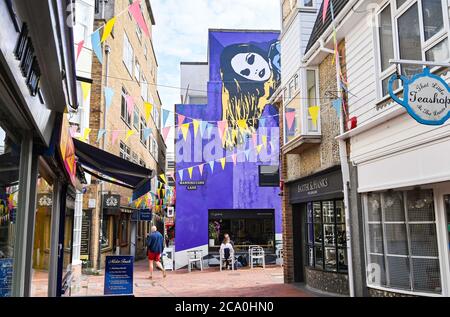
120, 142, 131, 161
120, 88, 132, 126
152, 107, 160, 130
135, 59, 140, 83
136, 23, 142, 43
363, 189, 442, 295
258, 165, 280, 187
306, 200, 348, 273
306, 69, 319, 133
139, 158, 146, 168
133, 108, 140, 131
131, 151, 139, 164
376, 0, 450, 97
123, 33, 134, 76
141, 76, 148, 101
140, 115, 147, 147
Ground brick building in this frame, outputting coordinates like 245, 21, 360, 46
81, 0, 166, 270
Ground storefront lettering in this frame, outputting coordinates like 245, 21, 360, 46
179, 181, 205, 191
297, 178, 329, 194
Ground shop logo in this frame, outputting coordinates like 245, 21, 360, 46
389, 68, 450, 126
104, 195, 120, 208
38, 195, 53, 207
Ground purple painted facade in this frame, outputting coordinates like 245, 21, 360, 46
175, 30, 281, 253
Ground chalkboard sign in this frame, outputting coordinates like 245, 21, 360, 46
0, 259, 13, 297
104, 256, 134, 296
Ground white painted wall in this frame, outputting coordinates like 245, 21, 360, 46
180, 63, 209, 104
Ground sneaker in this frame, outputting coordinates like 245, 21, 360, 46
163, 270, 167, 278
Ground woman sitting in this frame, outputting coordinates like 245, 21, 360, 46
219, 234, 235, 270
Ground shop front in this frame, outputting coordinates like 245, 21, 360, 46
288, 166, 349, 296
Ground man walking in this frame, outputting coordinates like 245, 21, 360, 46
147, 226, 166, 279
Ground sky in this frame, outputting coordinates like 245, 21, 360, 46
151, 0, 281, 152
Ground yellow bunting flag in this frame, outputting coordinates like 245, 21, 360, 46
262, 135, 268, 148
237, 119, 247, 132
144, 102, 153, 121
160, 174, 167, 184
83, 128, 91, 141
256, 145, 263, 154
125, 129, 135, 141
308, 106, 320, 128
193, 120, 200, 137
81, 82, 91, 103
135, 197, 143, 208
101, 17, 116, 43
187, 167, 193, 179
180, 123, 190, 141
220, 157, 226, 170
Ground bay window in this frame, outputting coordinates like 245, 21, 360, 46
376, 0, 449, 97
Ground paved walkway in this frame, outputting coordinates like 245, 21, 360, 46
63, 260, 314, 297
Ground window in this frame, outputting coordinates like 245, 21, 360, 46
364, 189, 441, 294
101, 215, 111, 249
135, 59, 140, 83
120, 88, 131, 126
294, 74, 299, 92
139, 158, 146, 167
376, 0, 449, 97
136, 23, 142, 43
152, 107, 160, 130
141, 76, 148, 101
149, 135, 158, 159
119, 214, 129, 246
133, 109, 139, 130
288, 80, 294, 99
306, 200, 347, 273
140, 116, 147, 147
123, 33, 134, 76
306, 69, 318, 132
131, 152, 138, 164
258, 166, 280, 187
144, 45, 148, 59
301, 0, 314, 7
120, 142, 131, 161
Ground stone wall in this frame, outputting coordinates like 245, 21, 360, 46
305, 268, 349, 296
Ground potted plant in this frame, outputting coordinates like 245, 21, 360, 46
208, 223, 216, 247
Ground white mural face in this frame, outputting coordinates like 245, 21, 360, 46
230, 52, 271, 82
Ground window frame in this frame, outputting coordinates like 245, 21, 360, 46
135, 58, 141, 83
122, 32, 134, 77
140, 115, 147, 147
258, 165, 280, 187
120, 141, 131, 161
133, 108, 140, 131
120, 88, 132, 127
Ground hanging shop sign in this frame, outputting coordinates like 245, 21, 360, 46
103, 194, 120, 209
389, 68, 450, 126
104, 256, 134, 296
37, 194, 53, 207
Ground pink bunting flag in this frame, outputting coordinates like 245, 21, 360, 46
162, 126, 171, 142
129, 0, 150, 37
231, 153, 237, 166
285, 111, 296, 130
198, 164, 204, 176
69, 126, 78, 137
111, 130, 120, 145
126, 95, 134, 117
178, 114, 186, 126
76, 40, 84, 61
323, 0, 330, 23
217, 120, 228, 141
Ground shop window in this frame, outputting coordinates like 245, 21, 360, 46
363, 189, 441, 294
119, 214, 129, 247
258, 165, 280, 187
305, 200, 347, 273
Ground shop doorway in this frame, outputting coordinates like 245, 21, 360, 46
292, 204, 306, 283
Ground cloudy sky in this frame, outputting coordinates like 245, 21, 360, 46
151, 0, 281, 152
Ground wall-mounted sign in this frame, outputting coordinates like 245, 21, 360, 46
88, 199, 96, 209
103, 194, 120, 209
104, 256, 134, 296
139, 209, 152, 221
37, 194, 53, 207
389, 68, 450, 125
179, 180, 205, 190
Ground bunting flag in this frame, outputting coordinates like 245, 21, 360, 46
69, 126, 78, 137
129, 0, 150, 37
111, 130, 120, 145
193, 119, 200, 137
178, 170, 184, 182
126, 95, 134, 117
143, 128, 152, 140
76, 40, 84, 61
323, 0, 330, 23
237, 119, 247, 132
285, 111, 296, 130
162, 109, 170, 127
160, 174, 167, 184
199, 121, 208, 137
180, 123, 190, 141
101, 17, 116, 43
96, 129, 106, 143
256, 145, 263, 154
252, 133, 258, 147
81, 82, 91, 103
162, 126, 171, 142
262, 135, 268, 148
198, 164, 204, 176
104, 87, 114, 110
244, 149, 251, 161
309, 106, 320, 128
217, 120, 228, 142
81, 128, 91, 142
177, 114, 186, 126
209, 161, 215, 173
231, 153, 237, 166
125, 129, 135, 141
332, 98, 342, 117
220, 157, 226, 170
187, 167, 193, 179
144, 102, 153, 121
259, 118, 266, 128
91, 29, 103, 64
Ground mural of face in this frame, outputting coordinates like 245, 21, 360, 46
230, 52, 271, 82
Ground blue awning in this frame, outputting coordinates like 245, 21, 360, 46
73, 138, 154, 196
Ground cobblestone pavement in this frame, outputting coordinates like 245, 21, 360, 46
31, 260, 314, 297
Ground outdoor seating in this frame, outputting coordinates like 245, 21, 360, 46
187, 250, 203, 272
219, 247, 235, 271
250, 246, 265, 269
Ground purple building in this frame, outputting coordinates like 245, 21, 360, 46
175, 30, 282, 268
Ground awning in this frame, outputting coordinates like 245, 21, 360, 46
73, 138, 154, 196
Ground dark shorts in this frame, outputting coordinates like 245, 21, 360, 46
148, 251, 161, 262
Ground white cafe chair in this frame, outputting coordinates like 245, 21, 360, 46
188, 250, 203, 272
219, 247, 235, 271
250, 246, 265, 269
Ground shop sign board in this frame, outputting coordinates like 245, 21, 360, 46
389, 68, 450, 125
104, 256, 134, 296
139, 209, 152, 221
103, 194, 120, 209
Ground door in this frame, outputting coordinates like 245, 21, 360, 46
445, 195, 450, 269
292, 204, 306, 283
